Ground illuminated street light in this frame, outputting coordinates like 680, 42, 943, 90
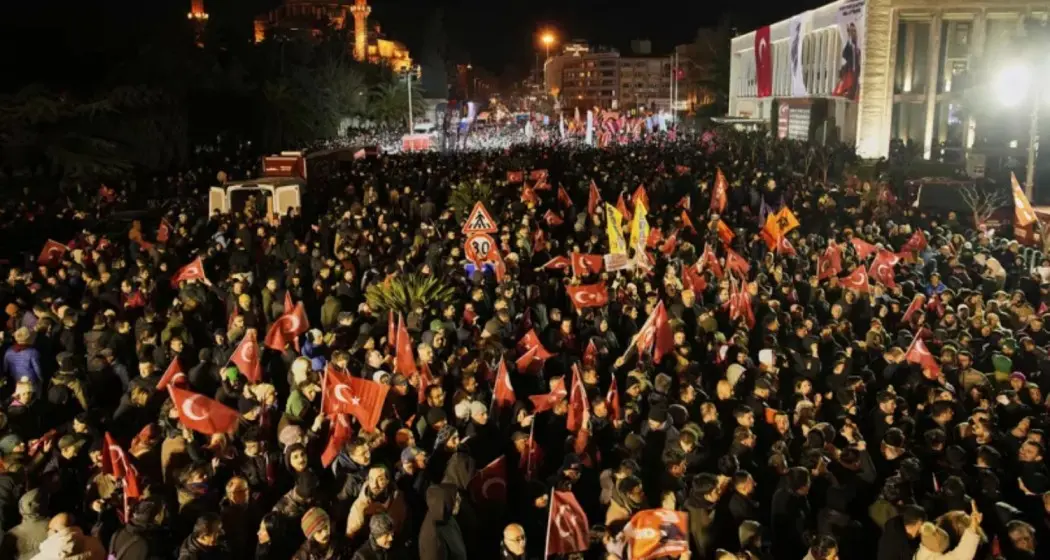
995, 64, 1030, 107
541, 32, 556, 60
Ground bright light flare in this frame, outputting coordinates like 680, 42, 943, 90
995, 63, 1031, 107
541, 33, 556, 46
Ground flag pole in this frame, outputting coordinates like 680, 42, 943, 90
319, 364, 329, 415
544, 488, 555, 558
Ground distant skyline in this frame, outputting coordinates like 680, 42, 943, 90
1, 0, 835, 85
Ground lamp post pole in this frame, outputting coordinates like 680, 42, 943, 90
406, 69, 414, 135
1027, 98, 1039, 199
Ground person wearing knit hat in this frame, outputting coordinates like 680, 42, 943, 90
298, 507, 332, 552
0, 434, 24, 457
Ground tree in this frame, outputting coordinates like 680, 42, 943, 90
368, 78, 425, 129
682, 17, 733, 116
960, 183, 1009, 228
419, 8, 450, 98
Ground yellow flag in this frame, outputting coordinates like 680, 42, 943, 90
773, 207, 800, 237
605, 203, 627, 255
628, 198, 650, 254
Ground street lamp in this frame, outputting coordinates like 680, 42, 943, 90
995, 62, 1041, 198
541, 32, 555, 60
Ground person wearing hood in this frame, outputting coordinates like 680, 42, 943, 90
605, 475, 645, 531
418, 483, 467, 560
877, 505, 926, 560
177, 513, 228, 560
106, 499, 172, 560
686, 472, 725, 559
0, 489, 49, 560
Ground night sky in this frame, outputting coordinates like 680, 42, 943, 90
1, 0, 833, 85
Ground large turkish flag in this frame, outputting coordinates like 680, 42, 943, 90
755, 26, 773, 98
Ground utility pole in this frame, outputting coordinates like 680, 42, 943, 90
1027, 98, 1039, 199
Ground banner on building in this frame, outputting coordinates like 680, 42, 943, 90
754, 26, 772, 98
586, 110, 594, 145
833, 0, 865, 101
789, 15, 808, 97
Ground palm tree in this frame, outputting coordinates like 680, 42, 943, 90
368, 77, 425, 129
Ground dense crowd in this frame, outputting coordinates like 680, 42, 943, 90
0, 128, 1046, 560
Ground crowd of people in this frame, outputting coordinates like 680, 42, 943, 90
0, 126, 1046, 560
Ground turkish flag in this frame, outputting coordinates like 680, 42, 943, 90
170, 257, 207, 288
528, 377, 567, 413
606, 375, 621, 421
682, 262, 707, 293
699, 245, 724, 279
544, 210, 564, 226
37, 239, 69, 267
322, 365, 389, 431
558, 187, 574, 208
102, 432, 131, 480
725, 248, 751, 278
900, 229, 928, 254
417, 364, 432, 405
546, 490, 590, 556
616, 194, 632, 222
851, 237, 878, 260
534, 179, 551, 192
515, 345, 543, 375
321, 414, 352, 468
541, 256, 571, 271
532, 228, 547, 254
755, 26, 772, 97
469, 457, 508, 505
571, 252, 604, 277
905, 337, 941, 376
492, 358, 516, 412
284, 291, 294, 316
675, 165, 691, 175
156, 357, 187, 391
902, 294, 927, 324
387, 310, 396, 351
841, 266, 870, 292
716, 221, 735, 246
518, 329, 555, 360
521, 186, 539, 205
711, 168, 728, 214
567, 283, 609, 310
869, 249, 900, 287
818, 242, 843, 280
676, 196, 691, 212
680, 210, 696, 233
169, 386, 240, 435
230, 330, 263, 383
776, 235, 797, 256
727, 283, 756, 329
530, 169, 549, 182
395, 314, 418, 376
635, 301, 674, 364
631, 184, 649, 212
646, 228, 664, 250
659, 230, 679, 256
507, 170, 524, 183
583, 340, 598, 369
157, 219, 171, 244
587, 180, 602, 215
566, 365, 590, 432
264, 302, 309, 351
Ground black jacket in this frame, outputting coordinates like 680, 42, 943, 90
877, 515, 918, 560
418, 484, 467, 560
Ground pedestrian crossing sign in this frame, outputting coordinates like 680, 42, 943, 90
462, 201, 498, 234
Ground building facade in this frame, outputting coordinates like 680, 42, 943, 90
254, 0, 412, 72
728, 0, 1050, 160
546, 45, 672, 111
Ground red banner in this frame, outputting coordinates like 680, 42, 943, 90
755, 26, 772, 98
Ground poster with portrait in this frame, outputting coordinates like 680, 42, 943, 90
789, 14, 809, 97
834, 0, 865, 100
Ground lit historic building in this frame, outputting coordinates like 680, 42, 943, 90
254, 0, 412, 72
728, 0, 1050, 161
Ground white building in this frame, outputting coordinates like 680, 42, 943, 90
728, 0, 1049, 161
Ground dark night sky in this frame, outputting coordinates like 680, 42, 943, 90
1, 0, 832, 84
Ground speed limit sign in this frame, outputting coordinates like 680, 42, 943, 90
464, 233, 497, 265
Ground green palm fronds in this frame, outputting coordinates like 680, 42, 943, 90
365, 274, 455, 315
449, 180, 492, 221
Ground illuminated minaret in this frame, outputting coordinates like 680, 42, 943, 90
350, 0, 371, 62
187, 0, 209, 45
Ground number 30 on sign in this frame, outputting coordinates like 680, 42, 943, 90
464, 233, 497, 265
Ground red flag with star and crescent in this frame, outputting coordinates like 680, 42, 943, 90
698, 245, 724, 279
725, 248, 751, 278
905, 337, 941, 377
711, 168, 728, 214
156, 357, 188, 391
170, 257, 207, 288
583, 340, 599, 369
682, 262, 707, 293
840, 266, 870, 292
902, 294, 927, 325
818, 242, 843, 281
571, 252, 604, 277
528, 377, 567, 413
518, 330, 555, 360
900, 229, 928, 254
230, 330, 263, 383
469, 456, 508, 505
634, 301, 674, 364
587, 180, 602, 215
157, 219, 172, 244
264, 302, 309, 351
546, 491, 590, 556
869, 249, 900, 287
541, 256, 571, 271
606, 375, 621, 421
38, 240, 69, 267
321, 413, 353, 468
492, 358, 516, 412
169, 386, 240, 435
394, 313, 418, 376
566, 365, 590, 432
616, 194, 632, 222
567, 283, 609, 310
851, 237, 878, 260
558, 187, 574, 208
321, 365, 389, 431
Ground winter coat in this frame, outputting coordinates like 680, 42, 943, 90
29, 526, 106, 560
107, 523, 170, 560
3, 345, 42, 386
351, 538, 393, 560
913, 527, 980, 560
0, 489, 50, 560
418, 484, 467, 560
878, 515, 918, 560
177, 535, 228, 560
0, 472, 24, 533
